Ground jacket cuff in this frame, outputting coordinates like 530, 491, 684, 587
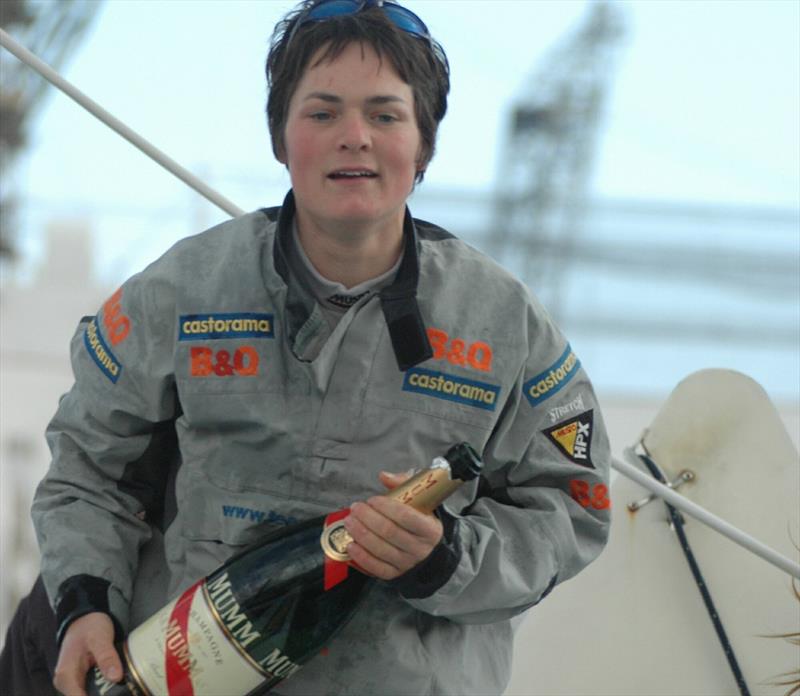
389, 508, 461, 600
54, 574, 124, 646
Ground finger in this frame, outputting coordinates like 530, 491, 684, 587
346, 503, 438, 571
367, 495, 444, 541
378, 470, 414, 490
53, 647, 92, 696
346, 538, 403, 580
345, 505, 417, 568
88, 635, 123, 684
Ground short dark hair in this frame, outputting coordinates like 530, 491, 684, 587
265, 2, 450, 183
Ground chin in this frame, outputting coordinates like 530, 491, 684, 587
328, 204, 394, 225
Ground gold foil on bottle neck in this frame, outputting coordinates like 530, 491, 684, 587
383, 458, 458, 513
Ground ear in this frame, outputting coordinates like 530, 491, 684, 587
273, 135, 288, 166
415, 146, 431, 175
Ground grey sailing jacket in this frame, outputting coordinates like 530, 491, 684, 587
33, 191, 611, 695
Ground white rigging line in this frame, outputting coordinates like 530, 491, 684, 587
2, 26, 798, 582
615, 449, 800, 579
0, 27, 245, 218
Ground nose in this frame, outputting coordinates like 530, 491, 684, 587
338, 112, 371, 152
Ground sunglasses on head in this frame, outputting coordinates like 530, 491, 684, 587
286, 0, 447, 67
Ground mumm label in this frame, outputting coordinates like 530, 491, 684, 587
205, 573, 301, 679
206, 573, 260, 648
165, 617, 204, 677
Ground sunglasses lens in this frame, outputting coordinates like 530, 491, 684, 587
381, 5, 429, 37
292, 0, 444, 69
306, 0, 364, 21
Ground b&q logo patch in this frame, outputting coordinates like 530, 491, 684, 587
427, 327, 493, 372
191, 346, 259, 377
101, 287, 131, 347
570, 479, 610, 510
543, 409, 594, 468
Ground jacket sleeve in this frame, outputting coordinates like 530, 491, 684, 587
31, 270, 177, 633
392, 307, 611, 624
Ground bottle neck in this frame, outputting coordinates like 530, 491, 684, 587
384, 458, 463, 514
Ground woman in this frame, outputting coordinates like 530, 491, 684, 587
14, 1, 611, 694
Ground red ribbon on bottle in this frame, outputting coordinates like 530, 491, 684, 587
323, 508, 351, 591
165, 579, 203, 696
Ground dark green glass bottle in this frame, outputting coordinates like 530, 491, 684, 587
88, 443, 482, 696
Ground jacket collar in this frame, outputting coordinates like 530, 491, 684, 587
273, 190, 432, 371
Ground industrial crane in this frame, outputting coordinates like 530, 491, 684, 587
489, 1, 625, 321
0, 0, 100, 257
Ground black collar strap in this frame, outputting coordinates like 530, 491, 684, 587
378, 206, 433, 370
272, 190, 432, 371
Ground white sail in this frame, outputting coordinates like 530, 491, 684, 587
506, 369, 800, 696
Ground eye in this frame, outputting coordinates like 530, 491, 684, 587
374, 113, 398, 124
309, 111, 334, 121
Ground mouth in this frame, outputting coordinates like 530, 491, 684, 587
327, 169, 378, 180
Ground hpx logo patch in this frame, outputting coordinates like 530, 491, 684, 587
543, 409, 594, 469
523, 344, 581, 407
403, 368, 500, 411
179, 313, 274, 341
84, 317, 122, 383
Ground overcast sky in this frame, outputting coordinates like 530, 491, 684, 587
4, 0, 797, 288
12, 0, 799, 217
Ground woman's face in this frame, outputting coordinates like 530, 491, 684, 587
280, 42, 422, 236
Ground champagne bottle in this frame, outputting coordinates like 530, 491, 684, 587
87, 443, 482, 696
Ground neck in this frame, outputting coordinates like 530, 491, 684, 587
295, 211, 405, 289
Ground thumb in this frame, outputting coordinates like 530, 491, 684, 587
379, 469, 414, 490
88, 634, 123, 684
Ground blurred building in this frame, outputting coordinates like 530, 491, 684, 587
0, 219, 110, 642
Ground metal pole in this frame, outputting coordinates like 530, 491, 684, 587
615, 448, 800, 579
0, 27, 246, 218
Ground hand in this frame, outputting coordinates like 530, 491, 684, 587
53, 612, 121, 696
343, 471, 444, 580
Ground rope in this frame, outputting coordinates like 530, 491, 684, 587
637, 451, 751, 696
0, 28, 245, 218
